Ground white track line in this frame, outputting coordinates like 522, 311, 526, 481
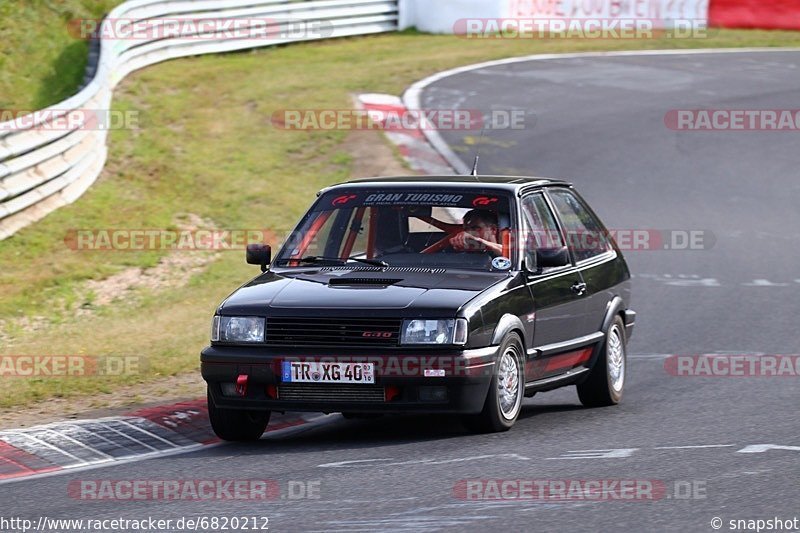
0, 413, 336, 485
0, 442, 208, 486
42, 429, 115, 461
101, 422, 160, 452
117, 419, 183, 448
655, 444, 736, 449
3, 432, 88, 465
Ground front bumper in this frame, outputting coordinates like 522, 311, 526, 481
201, 345, 499, 415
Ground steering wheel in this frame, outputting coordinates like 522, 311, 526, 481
421, 229, 463, 254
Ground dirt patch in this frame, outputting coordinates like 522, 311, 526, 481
342, 129, 418, 179
80, 253, 215, 309
0, 316, 48, 345
1, 214, 220, 340
82, 213, 217, 308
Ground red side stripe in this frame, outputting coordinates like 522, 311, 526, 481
543, 347, 594, 373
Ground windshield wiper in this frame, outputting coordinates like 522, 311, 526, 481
298, 256, 389, 268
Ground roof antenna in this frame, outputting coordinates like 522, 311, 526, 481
470, 153, 480, 177
470, 119, 487, 179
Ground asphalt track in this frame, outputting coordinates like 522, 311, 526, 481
2, 50, 799, 532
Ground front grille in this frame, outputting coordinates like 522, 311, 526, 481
265, 317, 402, 347
277, 384, 386, 403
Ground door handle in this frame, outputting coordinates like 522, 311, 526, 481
571, 282, 587, 295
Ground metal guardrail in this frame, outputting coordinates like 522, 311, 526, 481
0, 0, 399, 240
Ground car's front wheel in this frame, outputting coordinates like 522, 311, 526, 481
462, 332, 525, 433
577, 316, 627, 407
207, 387, 270, 441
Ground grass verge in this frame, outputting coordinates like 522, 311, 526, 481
0, 0, 125, 109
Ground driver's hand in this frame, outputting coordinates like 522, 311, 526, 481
449, 232, 482, 251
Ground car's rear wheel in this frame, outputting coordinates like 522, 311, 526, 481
577, 316, 627, 407
207, 387, 270, 441
462, 332, 524, 433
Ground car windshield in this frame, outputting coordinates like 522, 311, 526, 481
274, 188, 516, 271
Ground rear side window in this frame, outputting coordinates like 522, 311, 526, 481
548, 189, 611, 263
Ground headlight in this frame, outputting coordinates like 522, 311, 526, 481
211, 316, 265, 343
400, 318, 468, 345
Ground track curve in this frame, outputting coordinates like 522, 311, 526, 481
3, 50, 799, 532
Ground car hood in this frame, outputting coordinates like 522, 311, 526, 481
218, 268, 510, 316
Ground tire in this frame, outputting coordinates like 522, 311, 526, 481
462, 332, 525, 433
577, 316, 627, 407
207, 387, 270, 442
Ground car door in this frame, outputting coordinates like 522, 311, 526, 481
546, 187, 620, 336
521, 192, 590, 379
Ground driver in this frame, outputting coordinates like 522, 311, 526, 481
449, 209, 503, 255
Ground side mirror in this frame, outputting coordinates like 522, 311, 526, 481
246, 244, 272, 272
533, 247, 570, 271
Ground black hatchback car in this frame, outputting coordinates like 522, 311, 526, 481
201, 176, 635, 440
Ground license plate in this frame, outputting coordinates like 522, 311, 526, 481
282, 362, 375, 384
